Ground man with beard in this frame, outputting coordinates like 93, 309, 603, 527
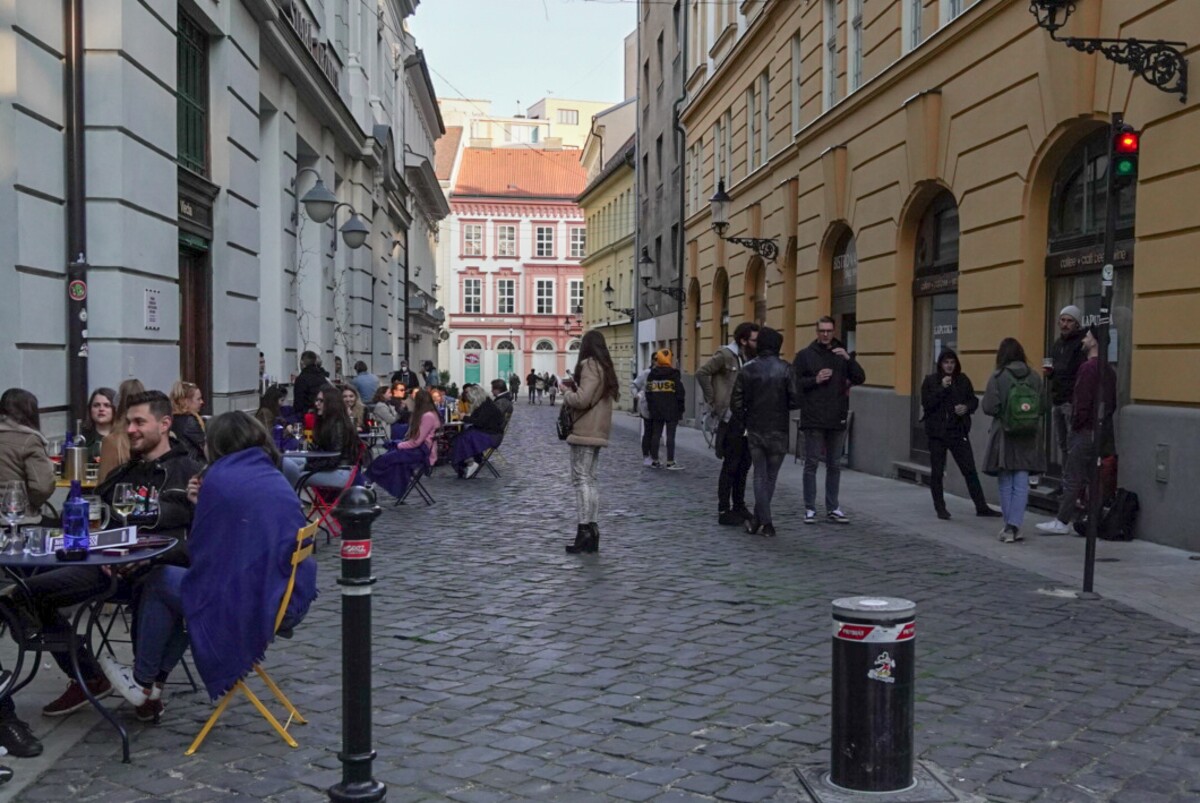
696, 322, 759, 525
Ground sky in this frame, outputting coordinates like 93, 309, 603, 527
410, 0, 636, 114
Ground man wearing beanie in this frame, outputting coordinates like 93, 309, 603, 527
1046, 304, 1088, 480
731, 327, 799, 536
645, 349, 686, 469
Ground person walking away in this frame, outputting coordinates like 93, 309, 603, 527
645, 349, 685, 470
920, 349, 1000, 520
350, 361, 379, 405
561, 330, 619, 554
731, 327, 799, 537
526, 370, 538, 405
1036, 327, 1116, 535
696, 322, 759, 525
981, 338, 1046, 542
547, 374, 559, 406
794, 316, 866, 524
169, 381, 207, 464
535, 373, 546, 403
508, 373, 521, 400
1044, 305, 1087, 489
631, 365, 653, 465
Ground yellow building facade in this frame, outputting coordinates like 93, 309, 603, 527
679, 0, 1200, 549
579, 140, 637, 380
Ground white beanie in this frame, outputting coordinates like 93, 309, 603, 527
1059, 305, 1083, 325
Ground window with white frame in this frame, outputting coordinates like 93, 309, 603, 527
497, 278, 515, 314
712, 119, 723, 194
904, 0, 923, 52
497, 224, 517, 257
570, 227, 587, 259
791, 31, 803, 133
569, 280, 584, 314
942, 0, 964, 25
759, 70, 770, 164
463, 223, 483, 256
849, 0, 863, 91
463, 277, 482, 314
824, 0, 838, 110
536, 279, 555, 314
721, 110, 732, 185
746, 85, 758, 172
535, 225, 555, 257
558, 108, 580, 125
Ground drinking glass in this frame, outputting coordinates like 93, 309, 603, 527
111, 483, 137, 524
23, 527, 43, 557
2, 481, 26, 556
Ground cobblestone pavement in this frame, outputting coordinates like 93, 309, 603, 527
13, 403, 1200, 802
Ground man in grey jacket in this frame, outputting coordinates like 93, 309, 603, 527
696, 322, 759, 525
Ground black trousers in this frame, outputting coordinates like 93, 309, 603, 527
928, 436, 989, 513
717, 421, 752, 513
640, 419, 653, 457
649, 420, 678, 462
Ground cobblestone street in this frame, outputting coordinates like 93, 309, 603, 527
11, 403, 1200, 802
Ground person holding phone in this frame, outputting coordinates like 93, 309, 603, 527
560, 330, 619, 554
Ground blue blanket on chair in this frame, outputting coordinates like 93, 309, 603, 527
181, 448, 319, 700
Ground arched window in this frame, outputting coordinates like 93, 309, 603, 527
567, 340, 581, 351
535, 340, 555, 351
1049, 128, 1136, 249
496, 340, 515, 351
831, 229, 857, 351
463, 340, 483, 350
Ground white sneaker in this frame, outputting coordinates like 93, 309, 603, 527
1036, 519, 1073, 535
99, 654, 148, 706
804, 510, 817, 525
665, 462, 684, 471
464, 461, 481, 479
827, 509, 850, 524
643, 457, 653, 467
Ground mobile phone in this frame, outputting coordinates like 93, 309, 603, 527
101, 547, 130, 556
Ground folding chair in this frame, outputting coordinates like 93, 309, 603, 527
296, 444, 365, 543
88, 597, 199, 693
185, 521, 317, 755
470, 416, 511, 480
395, 461, 435, 506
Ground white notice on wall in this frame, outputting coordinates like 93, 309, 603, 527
144, 288, 161, 330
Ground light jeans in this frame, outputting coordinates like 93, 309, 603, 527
997, 470, 1030, 529
569, 445, 601, 525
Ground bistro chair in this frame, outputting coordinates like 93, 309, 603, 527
296, 444, 366, 543
185, 520, 317, 755
394, 461, 435, 507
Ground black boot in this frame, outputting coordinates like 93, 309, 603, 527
565, 524, 591, 554
585, 523, 600, 553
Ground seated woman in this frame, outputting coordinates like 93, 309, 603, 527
254, 384, 287, 431
342, 384, 366, 431
169, 380, 207, 464
366, 389, 439, 498
80, 387, 116, 460
0, 389, 55, 522
281, 385, 359, 488
97, 378, 145, 483
100, 412, 318, 719
368, 386, 397, 428
450, 385, 506, 479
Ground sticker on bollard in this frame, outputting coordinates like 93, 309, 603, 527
340, 540, 372, 560
830, 597, 916, 794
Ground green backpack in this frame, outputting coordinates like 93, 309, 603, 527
1001, 369, 1041, 435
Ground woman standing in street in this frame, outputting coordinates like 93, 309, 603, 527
920, 348, 1000, 520
561, 330, 619, 554
981, 338, 1045, 542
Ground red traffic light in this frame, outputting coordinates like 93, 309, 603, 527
1115, 130, 1139, 154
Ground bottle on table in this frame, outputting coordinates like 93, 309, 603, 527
60, 479, 90, 560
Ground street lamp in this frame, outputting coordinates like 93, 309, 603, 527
604, 278, 635, 318
295, 167, 338, 223
638, 248, 685, 303
709, 180, 779, 262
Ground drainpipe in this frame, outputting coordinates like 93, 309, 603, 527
672, 3, 688, 371
64, 0, 89, 422
403, 233, 411, 365
633, 22, 642, 388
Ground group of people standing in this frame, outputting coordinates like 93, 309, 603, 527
525, 370, 560, 405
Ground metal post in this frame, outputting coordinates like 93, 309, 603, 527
830, 597, 916, 793
64, 0, 89, 424
328, 485, 386, 803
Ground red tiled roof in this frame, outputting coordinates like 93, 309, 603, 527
434, 126, 463, 181
452, 147, 587, 199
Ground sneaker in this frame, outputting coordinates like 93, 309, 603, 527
718, 510, 744, 526
135, 685, 165, 723
650, 461, 663, 469
827, 509, 850, 524
999, 525, 1024, 543
976, 508, 1003, 518
464, 461, 482, 479
744, 516, 760, 535
99, 654, 148, 706
804, 510, 817, 525
760, 523, 776, 538
936, 509, 952, 520
665, 462, 684, 471
1036, 519, 1073, 535
731, 506, 752, 521
642, 457, 653, 467
42, 677, 112, 717
0, 718, 42, 758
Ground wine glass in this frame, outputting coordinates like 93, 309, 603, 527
111, 483, 137, 525
1, 481, 26, 556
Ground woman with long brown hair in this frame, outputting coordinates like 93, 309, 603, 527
281, 384, 359, 487
367, 389, 441, 498
560, 330, 619, 554
97, 378, 146, 483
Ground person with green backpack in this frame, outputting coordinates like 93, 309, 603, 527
981, 338, 1046, 542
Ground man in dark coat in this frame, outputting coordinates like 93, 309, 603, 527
1045, 305, 1087, 476
292, 351, 328, 416
920, 348, 999, 520
793, 316, 866, 524
731, 327, 799, 537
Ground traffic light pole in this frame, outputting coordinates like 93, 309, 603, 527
1080, 111, 1123, 599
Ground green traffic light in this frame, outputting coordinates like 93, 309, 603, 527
1115, 157, 1136, 177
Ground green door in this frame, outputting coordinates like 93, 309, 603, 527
498, 350, 513, 380
465, 351, 481, 385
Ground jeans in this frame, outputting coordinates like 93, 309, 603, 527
928, 436, 989, 513
528, 387, 536, 404
133, 566, 190, 686
569, 445, 601, 524
18, 566, 107, 683
1056, 430, 1096, 523
802, 429, 846, 512
997, 470, 1030, 529
717, 422, 751, 513
749, 446, 785, 525
282, 457, 351, 490
1051, 402, 1072, 464
649, 420, 678, 463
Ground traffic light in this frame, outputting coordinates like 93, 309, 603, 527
1112, 123, 1139, 188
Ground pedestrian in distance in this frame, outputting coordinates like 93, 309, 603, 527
794, 316, 866, 524
536, 373, 546, 403
350, 361, 379, 406
526, 370, 538, 405
508, 373, 521, 400
292, 351, 327, 417
1044, 305, 1087, 486
731, 327, 800, 537
547, 373, 559, 406
421, 360, 439, 389
560, 330, 619, 554
919, 348, 1001, 520
981, 337, 1046, 542
1036, 326, 1116, 535
390, 360, 420, 391
696, 322, 758, 525
645, 349, 685, 470
631, 364, 653, 465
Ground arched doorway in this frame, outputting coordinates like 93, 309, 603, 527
687, 277, 702, 373
565, 339, 581, 375
533, 339, 556, 375
712, 268, 729, 349
463, 339, 483, 385
744, 256, 767, 325
910, 190, 960, 460
831, 229, 857, 351
496, 340, 516, 380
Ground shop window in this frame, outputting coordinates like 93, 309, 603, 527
831, 230, 857, 352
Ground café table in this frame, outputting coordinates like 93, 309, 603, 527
0, 537, 177, 765
281, 451, 341, 460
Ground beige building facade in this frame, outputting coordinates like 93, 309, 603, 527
678, 0, 1200, 550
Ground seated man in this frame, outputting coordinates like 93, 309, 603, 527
451, 385, 506, 479
0, 391, 200, 757
490, 378, 514, 420
101, 412, 317, 720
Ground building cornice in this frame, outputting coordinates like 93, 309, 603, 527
578, 232, 635, 267
404, 50, 446, 137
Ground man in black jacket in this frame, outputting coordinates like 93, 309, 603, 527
731, 328, 800, 537
1045, 305, 1087, 475
292, 350, 329, 416
794, 316, 866, 524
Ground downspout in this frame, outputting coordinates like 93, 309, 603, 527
403, 234, 411, 365
64, 0, 88, 421
632, 21, 642, 391
672, 2, 688, 371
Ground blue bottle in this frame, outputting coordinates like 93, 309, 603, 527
61, 479, 90, 559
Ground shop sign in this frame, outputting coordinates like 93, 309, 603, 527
1046, 240, 1133, 277
913, 271, 958, 297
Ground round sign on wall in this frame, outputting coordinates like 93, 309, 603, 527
465, 353, 480, 365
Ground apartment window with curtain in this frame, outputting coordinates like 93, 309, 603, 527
177, 11, 208, 174
791, 31, 803, 133
712, 120, 723, 194
464, 278, 482, 314
569, 280, 584, 314
463, 223, 483, 256
497, 224, 517, 257
497, 278, 515, 314
758, 70, 769, 164
536, 279, 555, 314
904, 0, 924, 52
824, 0, 838, 110
849, 0, 863, 91
746, 85, 758, 172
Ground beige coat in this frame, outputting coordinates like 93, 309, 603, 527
563, 358, 614, 447
695, 344, 742, 420
0, 417, 55, 517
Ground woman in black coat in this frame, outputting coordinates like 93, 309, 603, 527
920, 348, 999, 520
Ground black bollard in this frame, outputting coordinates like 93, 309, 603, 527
830, 597, 916, 793
328, 484, 387, 803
